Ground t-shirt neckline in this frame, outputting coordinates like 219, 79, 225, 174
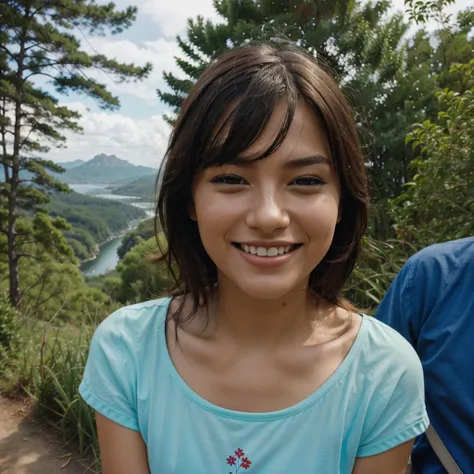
158, 296, 368, 422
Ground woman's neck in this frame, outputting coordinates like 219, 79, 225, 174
199, 275, 336, 349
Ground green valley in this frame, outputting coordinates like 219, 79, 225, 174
48, 191, 147, 261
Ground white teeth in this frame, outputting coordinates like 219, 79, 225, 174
239, 244, 296, 257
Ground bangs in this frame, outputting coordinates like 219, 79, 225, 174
198, 65, 300, 169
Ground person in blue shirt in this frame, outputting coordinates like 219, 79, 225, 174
79, 41, 428, 474
375, 237, 474, 473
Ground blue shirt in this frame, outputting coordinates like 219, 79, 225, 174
79, 297, 428, 473
375, 237, 474, 474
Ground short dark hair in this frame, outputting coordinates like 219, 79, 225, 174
155, 41, 369, 321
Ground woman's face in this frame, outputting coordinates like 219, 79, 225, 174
192, 102, 341, 300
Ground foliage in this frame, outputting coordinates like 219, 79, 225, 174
345, 238, 417, 313
0, 318, 100, 471
390, 60, 474, 246
49, 191, 147, 260
158, 0, 409, 123
117, 218, 155, 259
0, 294, 20, 374
116, 234, 169, 304
0, 245, 116, 323
404, 0, 456, 24
0, 0, 152, 306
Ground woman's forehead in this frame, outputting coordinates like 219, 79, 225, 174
210, 101, 331, 165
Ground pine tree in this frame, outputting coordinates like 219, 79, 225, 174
157, 0, 408, 123
0, 0, 152, 307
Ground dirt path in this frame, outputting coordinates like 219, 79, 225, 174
0, 397, 94, 474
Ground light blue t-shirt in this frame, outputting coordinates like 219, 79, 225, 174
79, 297, 429, 473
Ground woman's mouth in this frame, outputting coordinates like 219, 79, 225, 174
232, 242, 302, 257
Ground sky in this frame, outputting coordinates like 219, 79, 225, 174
42, 0, 472, 168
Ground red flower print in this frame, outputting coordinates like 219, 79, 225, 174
234, 448, 244, 459
226, 449, 252, 472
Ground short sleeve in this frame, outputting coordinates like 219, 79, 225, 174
356, 333, 429, 457
375, 260, 421, 346
79, 309, 140, 432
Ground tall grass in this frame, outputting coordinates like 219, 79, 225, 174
1, 313, 101, 472
345, 237, 416, 314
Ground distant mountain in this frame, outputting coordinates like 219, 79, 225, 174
57, 159, 86, 170
108, 174, 157, 201
58, 154, 157, 185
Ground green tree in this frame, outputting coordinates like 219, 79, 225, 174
158, 0, 409, 124
404, 0, 455, 25
116, 235, 169, 304
390, 59, 474, 246
0, 0, 152, 307
117, 217, 155, 259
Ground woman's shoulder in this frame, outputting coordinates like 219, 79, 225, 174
93, 297, 172, 347
358, 314, 423, 380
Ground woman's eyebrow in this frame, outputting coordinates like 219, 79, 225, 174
283, 155, 331, 168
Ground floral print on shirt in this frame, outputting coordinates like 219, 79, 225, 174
226, 448, 252, 472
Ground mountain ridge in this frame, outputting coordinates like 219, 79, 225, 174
57, 154, 157, 185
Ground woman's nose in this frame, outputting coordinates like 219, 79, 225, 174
245, 191, 290, 233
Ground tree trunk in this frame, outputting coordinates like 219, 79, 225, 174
8, 7, 28, 308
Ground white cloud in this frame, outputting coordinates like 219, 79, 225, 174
43, 102, 170, 168
141, 0, 223, 39
81, 36, 184, 102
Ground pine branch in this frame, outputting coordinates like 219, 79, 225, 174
0, 44, 16, 61
16, 252, 43, 261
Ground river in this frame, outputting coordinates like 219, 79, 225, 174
69, 184, 154, 276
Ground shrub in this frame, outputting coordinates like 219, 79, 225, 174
0, 295, 20, 374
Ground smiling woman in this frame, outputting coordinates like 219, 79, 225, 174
192, 100, 342, 301
79, 41, 428, 474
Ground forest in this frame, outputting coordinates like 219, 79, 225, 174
49, 192, 146, 260
0, 0, 473, 472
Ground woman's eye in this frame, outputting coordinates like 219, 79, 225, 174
210, 174, 247, 185
290, 176, 325, 187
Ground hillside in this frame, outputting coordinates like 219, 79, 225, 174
56, 159, 86, 170
57, 154, 157, 185
108, 174, 157, 201
48, 191, 147, 260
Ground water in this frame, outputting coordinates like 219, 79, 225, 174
70, 183, 154, 276
69, 184, 109, 195
81, 235, 124, 276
